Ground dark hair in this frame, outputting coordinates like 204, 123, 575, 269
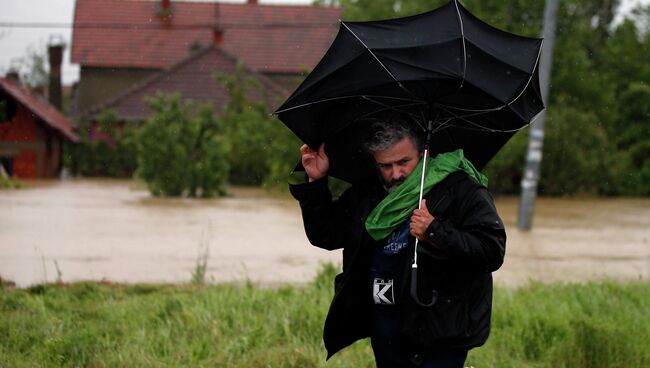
362, 114, 423, 154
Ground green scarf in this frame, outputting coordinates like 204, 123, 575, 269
364, 149, 488, 241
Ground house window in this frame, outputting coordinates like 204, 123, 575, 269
1, 98, 16, 123
0, 100, 7, 122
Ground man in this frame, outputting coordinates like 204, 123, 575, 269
290, 116, 506, 367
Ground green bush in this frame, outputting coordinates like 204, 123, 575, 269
64, 110, 138, 178
482, 106, 619, 196
482, 131, 528, 195
538, 107, 617, 196
215, 66, 301, 188
219, 103, 278, 185
135, 93, 229, 197
0, 176, 24, 189
610, 83, 650, 196
261, 120, 302, 191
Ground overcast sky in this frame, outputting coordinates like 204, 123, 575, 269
1, 0, 647, 85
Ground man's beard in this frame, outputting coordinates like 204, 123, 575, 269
383, 177, 406, 193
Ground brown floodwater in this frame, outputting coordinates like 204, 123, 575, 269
1, 179, 649, 288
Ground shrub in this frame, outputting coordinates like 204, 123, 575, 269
482, 106, 619, 196
215, 66, 301, 188
538, 107, 617, 196
135, 93, 229, 197
64, 110, 137, 178
0, 176, 24, 189
482, 131, 528, 195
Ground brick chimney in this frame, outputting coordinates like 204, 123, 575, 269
213, 28, 223, 47
158, 0, 173, 25
5, 71, 20, 84
248, 0, 258, 4
48, 44, 63, 110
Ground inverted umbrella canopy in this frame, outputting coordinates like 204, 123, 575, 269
275, 0, 545, 184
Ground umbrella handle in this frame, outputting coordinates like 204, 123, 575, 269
409, 119, 438, 307
413, 125, 432, 270
410, 264, 438, 307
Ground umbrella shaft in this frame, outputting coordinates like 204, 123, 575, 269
413, 147, 429, 267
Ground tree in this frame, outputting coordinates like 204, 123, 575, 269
135, 94, 229, 197
314, 0, 542, 35
539, 107, 617, 195
7, 44, 50, 89
215, 65, 300, 187
611, 83, 650, 195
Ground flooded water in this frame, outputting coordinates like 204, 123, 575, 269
1, 179, 649, 288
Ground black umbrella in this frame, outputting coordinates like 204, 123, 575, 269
275, 0, 544, 183
275, 0, 544, 305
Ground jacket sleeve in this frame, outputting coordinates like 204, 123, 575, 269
423, 186, 506, 273
289, 177, 356, 251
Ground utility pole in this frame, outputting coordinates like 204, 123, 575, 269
517, 0, 559, 231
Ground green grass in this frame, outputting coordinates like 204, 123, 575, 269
471, 280, 650, 367
1, 266, 649, 367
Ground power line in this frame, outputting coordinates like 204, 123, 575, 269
0, 21, 338, 30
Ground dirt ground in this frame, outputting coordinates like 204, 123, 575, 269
1, 180, 648, 288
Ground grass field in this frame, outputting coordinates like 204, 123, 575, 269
1, 265, 649, 367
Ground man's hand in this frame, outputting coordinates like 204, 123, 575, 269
301, 143, 329, 182
410, 199, 435, 241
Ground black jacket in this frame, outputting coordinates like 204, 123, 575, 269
290, 171, 506, 359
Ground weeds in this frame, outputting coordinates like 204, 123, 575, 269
0, 176, 24, 189
191, 248, 209, 285
54, 260, 63, 285
0, 275, 16, 289
191, 225, 212, 285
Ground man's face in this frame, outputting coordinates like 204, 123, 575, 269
372, 137, 421, 192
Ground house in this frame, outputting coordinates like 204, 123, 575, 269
0, 75, 79, 178
82, 44, 291, 122
71, 0, 342, 120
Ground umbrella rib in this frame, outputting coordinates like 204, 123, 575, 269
465, 121, 527, 133
436, 102, 505, 114
435, 35, 541, 115
439, 105, 529, 133
453, 0, 468, 89
362, 96, 427, 108
341, 22, 420, 101
451, 0, 543, 111
274, 95, 424, 115
438, 105, 503, 131
431, 118, 453, 134
341, 21, 399, 83
354, 98, 428, 124
507, 39, 544, 107
431, 39, 543, 119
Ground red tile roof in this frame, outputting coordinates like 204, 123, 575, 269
83, 46, 290, 121
71, 0, 341, 74
0, 78, 79, 142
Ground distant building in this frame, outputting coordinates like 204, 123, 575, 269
71, 0, 341, 120
0, 75, 79, 178
81, 45, 291, 122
